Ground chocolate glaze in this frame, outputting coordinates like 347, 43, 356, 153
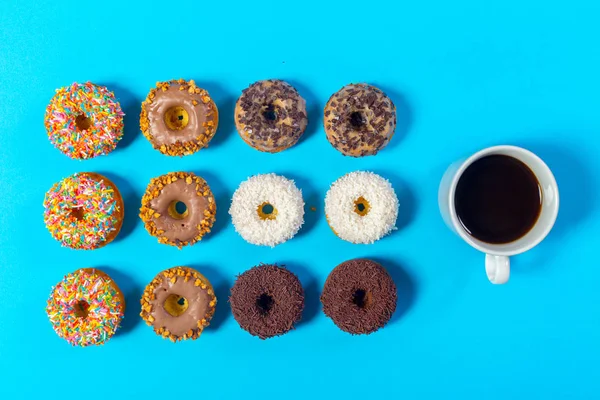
149, 179, 208, 243
235, 80, 307, 153
139, 172, 216, 248
141, 267, 216, 341
324, 84, 396, 157
321, 259, 397, 335
140, 80, 218, 156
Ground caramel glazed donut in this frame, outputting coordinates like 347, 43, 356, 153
140, 79, 218, 156
139, 172, 216, 248
324, 83, 396, 157
235, 80, 308, 153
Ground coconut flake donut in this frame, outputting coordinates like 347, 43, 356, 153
46, 268, 125, 346
235, 80, 308, 153
45, 82, 124, 159
140, 79, 218, 156
43, 172, 124, 250
229, 174, 304, 247
324, 84, 396, 157
139, 172, 216, 248
325, 171, 398, 244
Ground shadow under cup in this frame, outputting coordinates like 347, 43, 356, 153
442, 145, 560, 257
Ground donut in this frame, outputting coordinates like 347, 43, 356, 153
46, 268, 125, 346
43, 172, 124, 250
140, 266, 216, 342
45, 82, 124, 159
325, 171, 398, 244
139, 172, 216, 248
235, 80, 308, 153
140, 79, 218, 156
321, 259, 397, 335
229, 173, 304, 247
324, 84, 396, 157
229, 264, 304, 339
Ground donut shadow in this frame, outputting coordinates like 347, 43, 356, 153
371, 83, 413, 152
279, 172, 319, 238
279, 261, 321, 327
188, 264, 231, 331
102, 83, 142, 151
367, 257, 417, 325
97, 172, 139, 243
193, 81, 237, 148
373, 170, 417, 232
99, 266, 142, 336
285, 79, 321, 146
192, 171, 229, 241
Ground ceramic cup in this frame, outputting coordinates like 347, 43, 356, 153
438, 145, 559, 284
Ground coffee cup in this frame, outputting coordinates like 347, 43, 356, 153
438, 145, 559, 284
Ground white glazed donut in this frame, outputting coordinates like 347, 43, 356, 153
325, 171, 399, 244
229, 173, 305, 247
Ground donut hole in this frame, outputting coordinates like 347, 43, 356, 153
164, 106, 189, 130
256, 293, 274, 315
352, 289, 372, 309
257, 202, 277, 220
262, 104, 278, 122
349, 111, 365, 128
73, 300, 90, 318
168, 200, 189, 220
69, 207, 85, 221
353, 196, 371, 217
75, 113, 92, 131
163, 294, 189, 317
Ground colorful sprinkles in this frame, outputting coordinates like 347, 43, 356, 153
45, 82, 124, 159
46, 269, 125, 346
43, 173, 123, 250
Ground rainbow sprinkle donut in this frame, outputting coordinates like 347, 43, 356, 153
46, 268, 125, 346
43, 172, 124, 250
45, 82, 124, 159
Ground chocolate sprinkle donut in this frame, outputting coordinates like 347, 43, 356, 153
324, 84, 396, 157
229, 264, 304, 339
139, 172, 216, 248
235, 80, 308, 153
321, 259, 397, 334
140, 79, 218, 156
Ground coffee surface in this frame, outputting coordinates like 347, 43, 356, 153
455, 155, 541, 244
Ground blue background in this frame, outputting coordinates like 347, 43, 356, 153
1, 0, 599, 398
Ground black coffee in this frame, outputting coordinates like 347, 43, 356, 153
454, 155, 542, 244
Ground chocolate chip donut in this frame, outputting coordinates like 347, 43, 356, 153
140, 79, 218, 156
140, 266, 216, 342
324, 84, 396, 157
139, 172, 216, 248
235, 80, 307, 153
229, 264, 304, 339
321, 259, 397, 335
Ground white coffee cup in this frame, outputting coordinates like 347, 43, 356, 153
438, 145, 559, 284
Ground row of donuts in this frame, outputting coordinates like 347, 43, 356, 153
45, 80, 398, 159
47, 260, 398, 346
43, 171, 400, 250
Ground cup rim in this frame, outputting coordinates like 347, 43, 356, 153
447, 145, 560, 256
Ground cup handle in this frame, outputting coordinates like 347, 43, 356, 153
485, 254, 510, 284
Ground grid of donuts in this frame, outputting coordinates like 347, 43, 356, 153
42, 79, 409, 345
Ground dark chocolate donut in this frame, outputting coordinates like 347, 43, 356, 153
229, 264, 304, 339
321, 259, 397, 334
235, 80, 307, 153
